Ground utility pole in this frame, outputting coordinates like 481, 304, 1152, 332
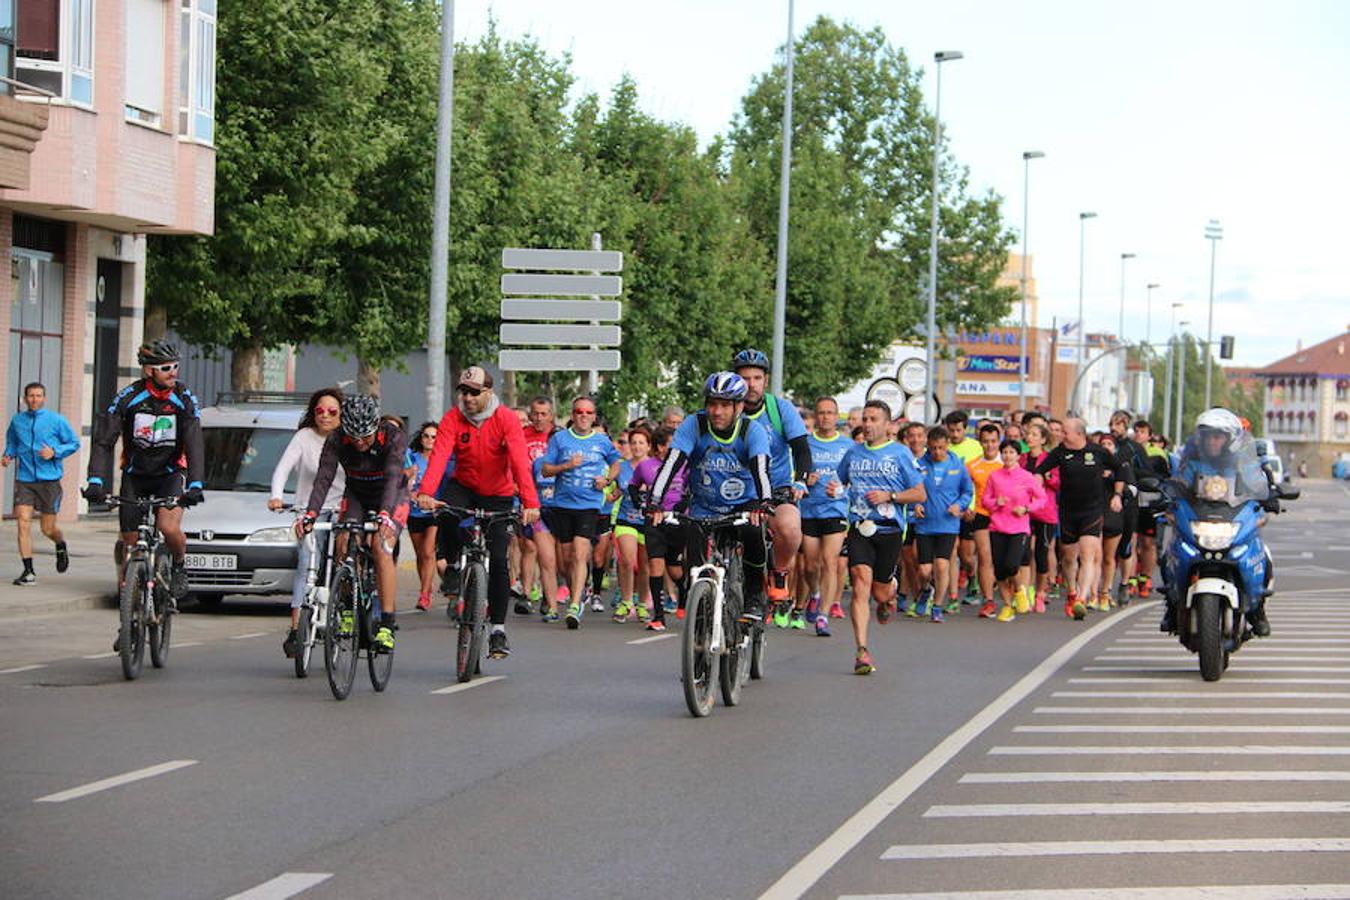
425, 1, 455, 421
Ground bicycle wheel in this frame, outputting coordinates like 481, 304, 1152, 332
749, 621, 767, 680
149, 553, 172, 669
456, 562, 489, 683
363, 563, 394, 691
719, 613, 747, 707
324, 567, 360, 700
681, 578, 717, 717
119, 560, 148, 681
294, 604, 314, 679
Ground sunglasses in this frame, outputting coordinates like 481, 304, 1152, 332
150, 362, 179, 374
315, 406, 339, 416
458, 386, 485, 397
573, 408, 596, 416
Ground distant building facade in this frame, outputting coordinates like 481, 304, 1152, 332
1254, 330, 1350, 475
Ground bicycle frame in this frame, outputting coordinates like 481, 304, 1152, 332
681, 512, 755, 656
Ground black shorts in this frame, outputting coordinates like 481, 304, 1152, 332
959, 513, 991, 540
644, 519, 680, 562
340, 487, 410, 539
407, 515, 436, 535
916, 532, 957, 564
1103, 508, 1124, 538
13, 480, 62, 515
1059, 508, 1104, 545
118, 471, 186, 532
594, 512, 614, 537
845, 529, 902, 581
543, 507, 599, 543
903, 527, 917, 547
801, 516, 848, 538
1136, 506, 1158, 537
990, 531, 1030, 581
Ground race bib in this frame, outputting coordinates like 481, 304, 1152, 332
720, 478, 747, 502
132, 412, 177, 450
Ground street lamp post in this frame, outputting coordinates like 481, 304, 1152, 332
769, 0, 796, 396
1163, 301, 1182, 438
1017, 150, 1044, 410
925, 50, 963, 423
1203, 218, 1223, 408
1118, 252, 1135, 344
1177, 320, 1192, 437
1074, 211, 1097, 414
1145, 282, 1160, 350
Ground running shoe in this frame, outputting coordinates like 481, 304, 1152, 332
373, 626, 395, 653
805, 595, 821, 623
613, 598, 633, 623
662, 594, 677, 614
814, 615, 832, 637
978, 600, 997, 619
773, 603, 791, 629
1069, 595, 1087, 620
896, 593, 910, 616
829, 602, 845, 619
875, 599, 893, 625
790, 610, 807, 630
590, 592, 606, 613
1014, 587, 1031, 615
1033, 591, 1046, 614
282, 628, 299, 658
513, 594, 533, 616
676, 607, 687, 620
944, 599, 961, 615
417, 591, 433, 612
488, 631, 511, 659
339, 609, 355, 636
636, 599, 651, 623
930, 603, 944, 623
912, 593, 929, 619
766, 568, 790, 602
741, 591, 766, 623
565, 602, 582, 630
541, 606, 560, 624
854, 646, 875, 675
646, 620, 667, 632
557, 584, 571, 604
12, 571, 35, 586
55, 543, 69, 574
996, 604, 1016, 623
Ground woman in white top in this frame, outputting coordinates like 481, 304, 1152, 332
269, 388, 346, 658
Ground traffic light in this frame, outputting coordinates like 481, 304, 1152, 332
1219, 335, 1235, 360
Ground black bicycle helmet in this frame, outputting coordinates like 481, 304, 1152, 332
340, 394, 381, 439
731, 348, 770, 373
137, 340, 180, 366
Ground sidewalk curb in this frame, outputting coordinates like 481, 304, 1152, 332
0, 589, 117, 621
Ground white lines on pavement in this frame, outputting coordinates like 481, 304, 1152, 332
1298, 551, 1316, 558
1017, 724, 1350, 734
81, 652, 116, 659
754, 595, 1152, 900
1035, 705, 1350, 716
174, 641, 204, 648
224, 872, 333, 900
430, 675, 505, 695
1115, 638, 1350, 644
229, 631, 269, 640
880, 837, 1350, 860
1070, 676, 1350, 685
34, 759, 198, 803
838, 885, 1350, 900
1097, 654, 1350, 662
960, 770, 1350, 784
925, 801, 1350, 818
0, 664, 46, 675
1053, 690, 1350, 699
1084, 666, 1350, 672
626, 632, 678, 645
990, 744, 1350, 756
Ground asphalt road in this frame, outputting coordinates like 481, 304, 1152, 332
2, 479, 1347, 900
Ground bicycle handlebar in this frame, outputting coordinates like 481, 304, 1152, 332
106, 496, 180, 511
429, 502, 522, 524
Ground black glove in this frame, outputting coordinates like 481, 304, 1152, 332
180, 487, 205, 508
82, 483, 107, 504
298, 511, 318, 535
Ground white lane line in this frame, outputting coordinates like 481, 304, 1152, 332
1298, 551, 1316, 558
81, 652, 116, 659
430, 675, 505, 695
174, 641, 204, 648
1017, 724, 1350, 734
881, 837, 1350, 859
754, 598, 1152, 900
0, 664, 46, 675
1114, 638, 1350, 644
960, 771, 1350, 784
1035, 706, 1350, 715
991, 745, 1350, 756
230, 631, 269, 640
1053, 690, 1350, 699
838, 885, 1350, 900
626, 632, 678, 645
1096, 656, 1350, 663
1070, 676, 1350, 685
925, 801, 1350, 818
224, 872, 333, 900
34, 759, 198, 803
1084, 666, 1350, 672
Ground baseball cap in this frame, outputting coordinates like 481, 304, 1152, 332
457, 366, 494, 391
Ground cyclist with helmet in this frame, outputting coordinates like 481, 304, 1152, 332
297, 394, 409, 653
648, 372, 774, 621
730, 348, 812, 612
85, 340, 205, 611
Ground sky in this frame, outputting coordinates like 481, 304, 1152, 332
457, 0, 1350, 369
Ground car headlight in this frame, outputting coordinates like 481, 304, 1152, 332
247, 527, 295, 544
1192, 521, 1239, 551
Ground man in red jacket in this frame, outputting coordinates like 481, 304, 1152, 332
416, 366, 540, 660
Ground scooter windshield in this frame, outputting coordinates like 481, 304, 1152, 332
1173, 430, 1270, 507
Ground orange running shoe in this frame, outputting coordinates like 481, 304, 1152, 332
766, 568, 790, 602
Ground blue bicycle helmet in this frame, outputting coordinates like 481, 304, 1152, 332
704, 372, 748, 402
731, 348, 770, 372
340, 394, 381, 439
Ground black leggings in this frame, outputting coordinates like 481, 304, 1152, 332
1032, 521, 1056, 575
990, 531, 1030, 582
436, 483, 516, 626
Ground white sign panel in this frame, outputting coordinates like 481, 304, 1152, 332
897, 357, 927, 393
957, 380, 1045, 397
501, 274, 622, 297
1056, 346, 1080, 363
499, 349, 621, 372
499, 324, 621, 346
866, 377, 905, 412
500, 299, 622, 322
502, 248, 624, 272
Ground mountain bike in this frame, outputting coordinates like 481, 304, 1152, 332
291, 511, 335, 679
435, 504, 521, 683
108, 496, 178, 681
324, 514, 393, 699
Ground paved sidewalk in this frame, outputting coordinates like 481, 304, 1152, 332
0, 512, 122, 620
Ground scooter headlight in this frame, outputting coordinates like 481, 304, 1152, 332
1192, 521, 1239, 551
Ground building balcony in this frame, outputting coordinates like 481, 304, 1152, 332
0, 91, 50, 192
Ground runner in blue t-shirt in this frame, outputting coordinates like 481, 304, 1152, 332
837, 400, 926, 675
912, 426, 974, 622
796, 396, 851, 635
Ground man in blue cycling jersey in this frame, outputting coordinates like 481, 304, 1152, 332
731, 349, 812, 612
649, 372, 774, 621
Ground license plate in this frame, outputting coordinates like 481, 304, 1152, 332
185, 553, 237, 571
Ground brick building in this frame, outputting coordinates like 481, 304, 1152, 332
1254, 330, 1350, 475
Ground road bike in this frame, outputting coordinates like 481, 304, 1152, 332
676, 511, 767, 717
435, 504, 521, 683
324, 514, 393, 699
287, 509, 335, 679
108, 497, 178, 681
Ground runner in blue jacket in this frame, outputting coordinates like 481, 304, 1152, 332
3, 382, 79, 584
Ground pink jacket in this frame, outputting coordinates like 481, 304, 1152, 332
981, 466, 1047, 535
1022, 451, 1060, 524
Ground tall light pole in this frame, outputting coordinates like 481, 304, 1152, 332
769, 0, 796, 396
1074, 211, 1097, 414
1203, 218, 1223, 408
1118, 252, 1135, 344
1177, 320, 1192, 437
1163, 301, 1182, 438
1017, 150, 1044, 410
425, 0, 456, 421
925, 49, 963, 423
1145, 282, 1160, 350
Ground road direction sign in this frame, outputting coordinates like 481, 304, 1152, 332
499, 324, 621, 346
501, 274, 622, 297
498, 350, 621, 372
501, 248, 623, 272
500, 299, 622, 322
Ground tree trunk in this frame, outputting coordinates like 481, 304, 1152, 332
143, 300, 168, 342
231, 341, 264, 393
357, 357, 381, 398
503, 370, 517, 409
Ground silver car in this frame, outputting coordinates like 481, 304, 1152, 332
182, 405, 307, 606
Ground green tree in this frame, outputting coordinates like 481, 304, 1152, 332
1147, 335, 1254, 439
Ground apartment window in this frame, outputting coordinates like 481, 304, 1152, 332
177, 0, 213, 142
15, 0, 92, 103
124, 0, 163, 125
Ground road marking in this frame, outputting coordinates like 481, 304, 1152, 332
1054, 690, 1350, 699
1096, 654, 1350, 661
754, 599, 1152, 900
626, 632, 678, 645
1084, 665, 1350, 672
430, 675, 505, 695
0, 664, 46, 675
925, 801, 1350, 818
174, 641, 204, 648
230, 631, 269, 640
837, 885, 1350, 900
880, 837, 1350, 859
81, 652, 116, 659
1298, 551, 1316, 558
1017, 724, 1350, 734
1070, 676, 1350, 685
1036, 705, 1350, 715
34, 759, 198, 803
1115, 638, 1350, 644
224, 872, 333, 900
991, 744, 1350, 756
960, 770, 1350, 784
